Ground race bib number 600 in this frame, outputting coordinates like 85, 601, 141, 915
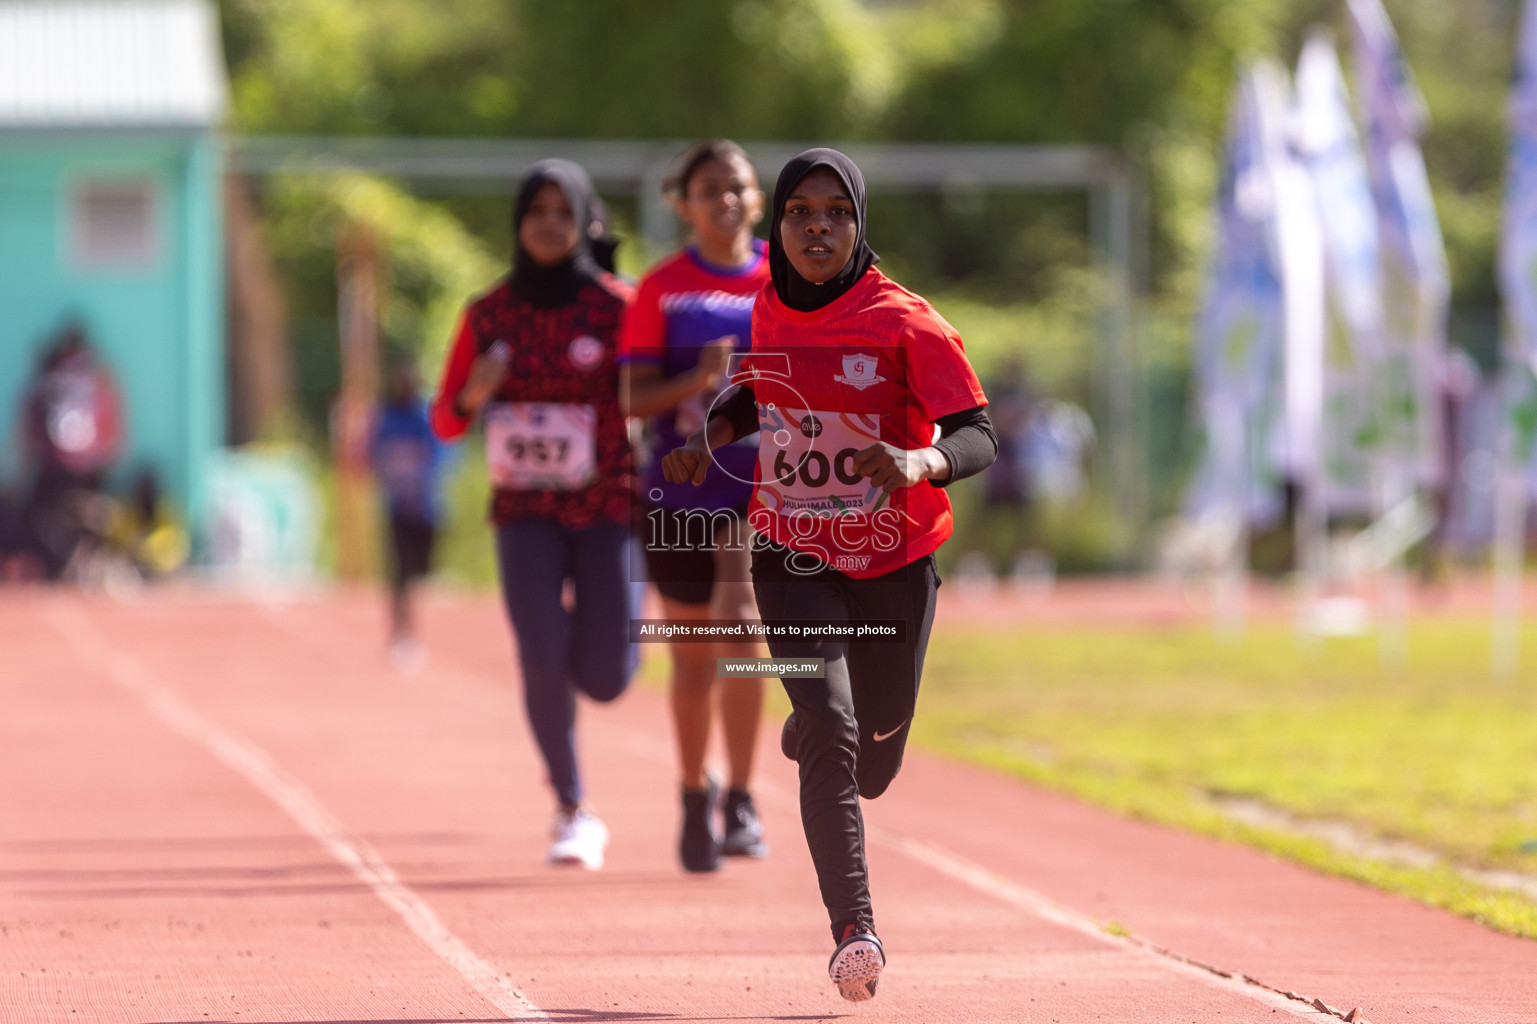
484, 402, 597, 491
755, 405, 884, 517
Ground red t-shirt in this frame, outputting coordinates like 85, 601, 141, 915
431, 275, 635, 528
742, 267, 986, 578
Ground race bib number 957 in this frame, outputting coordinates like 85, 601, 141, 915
485, 402, 597, 491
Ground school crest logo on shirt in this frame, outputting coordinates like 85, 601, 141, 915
567, 334, 604, 371
834, 353, 885, 390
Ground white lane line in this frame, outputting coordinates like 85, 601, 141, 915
45, 600, 545, 1023
870, 827, 1330, 1019
254, 601, 521, 720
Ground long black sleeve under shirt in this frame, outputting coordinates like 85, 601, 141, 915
708, 385, 996, 486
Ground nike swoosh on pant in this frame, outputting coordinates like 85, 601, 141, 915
871, 721, 908, 742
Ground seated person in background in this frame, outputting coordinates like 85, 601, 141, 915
0, 485, 44, 582
21, 323, 125, 580
106, 469, 189, 580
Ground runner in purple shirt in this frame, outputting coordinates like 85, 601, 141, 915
618, 140, 772, 874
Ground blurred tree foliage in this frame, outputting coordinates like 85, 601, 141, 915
259, 175, 503, 427
218, 0, 1519, 550
220, 0, 1516, 339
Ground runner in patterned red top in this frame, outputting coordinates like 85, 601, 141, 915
430, 159, 641, 874
662, 148, 997, 1003
433, 273, 633, 529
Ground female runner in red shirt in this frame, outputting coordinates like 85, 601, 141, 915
432, 159, 639, 872
663, 149, 997, 1001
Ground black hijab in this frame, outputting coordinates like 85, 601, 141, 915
509, 159, 605, 309
768, 148, 879, 313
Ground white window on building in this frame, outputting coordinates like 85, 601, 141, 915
69, 180, 160, 268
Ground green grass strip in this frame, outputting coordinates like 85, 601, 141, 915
908, 618, 1537, 939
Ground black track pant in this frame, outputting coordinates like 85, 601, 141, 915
750, 541, 940, 941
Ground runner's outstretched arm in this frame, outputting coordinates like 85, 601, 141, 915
930, 405, 998, 487
620, 337, 736, 417
849, 405, 997, 494
709, 382, 760, 441
660, 384, 756, 486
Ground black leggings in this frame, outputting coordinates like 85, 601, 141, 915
750, 541, 940, 940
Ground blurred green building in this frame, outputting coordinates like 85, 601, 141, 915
0, 0, 227, 532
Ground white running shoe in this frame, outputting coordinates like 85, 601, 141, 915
389, 636, 426, 675
548, 808, 608, 870
828, 930, 884, 1002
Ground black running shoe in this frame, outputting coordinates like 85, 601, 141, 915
720, 788, 768, 858
780, 712, 798, 761
828, 928, 884, 1002
679, 776, 722, 873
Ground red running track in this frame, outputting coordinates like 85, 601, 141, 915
1, 586, 1533, 1023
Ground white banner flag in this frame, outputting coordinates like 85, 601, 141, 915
1348, 0, 1451, 493
1273, 82, 1327, 499
1294, 29, 1385, 516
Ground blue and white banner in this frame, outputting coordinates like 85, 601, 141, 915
1187, 60, 1315, 528
1500, 0, 1537, 490
1503, 0, 1537, 381
1294, 29, 1384, 515
1492, 0, 1537, 670
1348, 0, 1451, 492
